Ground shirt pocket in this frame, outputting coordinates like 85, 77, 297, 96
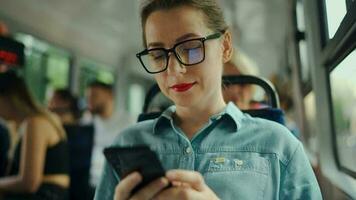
201, 153, 270, 200
154, 149, 182, 171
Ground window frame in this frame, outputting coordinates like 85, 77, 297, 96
300, 0, 356, 196
319, 0, 356, 178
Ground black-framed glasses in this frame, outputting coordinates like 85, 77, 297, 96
136, 32, 222, 74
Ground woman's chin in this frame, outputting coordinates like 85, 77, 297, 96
172, 97, 196, 108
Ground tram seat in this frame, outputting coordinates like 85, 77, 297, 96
137, 75, 285, 126
222, 75, 285, 125
0, 123, 10, 177
64, 124, 94, 200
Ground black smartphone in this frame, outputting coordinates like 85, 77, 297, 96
103, 145, 167, 194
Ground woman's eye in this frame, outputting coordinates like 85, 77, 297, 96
183, 46, 200, 52
150, 53, 164, 60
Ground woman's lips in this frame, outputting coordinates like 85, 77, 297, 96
170, 82, 195, 92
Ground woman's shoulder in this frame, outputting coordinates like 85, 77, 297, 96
242, 113, 296, 139
26, 114, 50, 126
241, 115, 301, 162
26, 112, 59, 128
26, 112, 65, 139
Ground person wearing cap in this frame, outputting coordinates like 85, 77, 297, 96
0, 21, 10, 73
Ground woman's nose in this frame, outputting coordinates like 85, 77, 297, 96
166, 53, 187, 75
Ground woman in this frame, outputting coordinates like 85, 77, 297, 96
0, 71, 69, 200
0, 119, 10, 178
48, 89, 80, 125
95, 0, 322, 199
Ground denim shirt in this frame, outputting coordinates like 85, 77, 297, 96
94, 102, 322, 200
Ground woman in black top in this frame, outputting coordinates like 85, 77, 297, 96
0, 71, 69, 200
0, 120, 10, 177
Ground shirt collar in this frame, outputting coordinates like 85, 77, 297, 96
153, 102, 244, 134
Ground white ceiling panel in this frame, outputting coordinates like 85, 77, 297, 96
0, 0, 291, 78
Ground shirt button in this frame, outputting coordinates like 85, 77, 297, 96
185, 147, 192, 154
234, 159, 244, 166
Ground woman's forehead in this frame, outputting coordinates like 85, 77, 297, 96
144, 6, 210, 45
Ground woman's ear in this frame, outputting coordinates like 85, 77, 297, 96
222, 30, 233, 64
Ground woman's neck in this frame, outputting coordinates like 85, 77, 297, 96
174, 97, 226, 139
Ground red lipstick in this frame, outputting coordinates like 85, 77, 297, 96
171, 82, 195, 92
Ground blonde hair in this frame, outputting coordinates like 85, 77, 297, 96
140, 0, 228, 47
225, 48, 259, 76
0, 71, 66, 139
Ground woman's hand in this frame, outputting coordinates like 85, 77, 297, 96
114, 172, 169, 200
114, 170, 219, 200
153, 169, 220, 200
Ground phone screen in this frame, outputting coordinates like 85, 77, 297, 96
103, 146, 167, 193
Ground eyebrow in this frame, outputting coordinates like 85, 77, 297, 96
147, 33, 201, 49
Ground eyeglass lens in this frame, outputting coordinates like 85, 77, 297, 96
141, 39, 204, 73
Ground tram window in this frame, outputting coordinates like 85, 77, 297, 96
329, 50, 356, 173
303, 91, 319, 166
324, 0, 347, 38
14, 33, 71, 103
296, 0, 305, 31
296, 0, 311, 90
299, 40, 310, 86
128, 83, 145, 115
14, 33, 47, 101
46, 54, 70, 89
23, 49, 46, 102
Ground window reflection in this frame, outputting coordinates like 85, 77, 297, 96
128, 84, 145, 115
330, 50, 356, 172
325, 0, 347, 38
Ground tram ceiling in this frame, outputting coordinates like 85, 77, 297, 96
0, 0, 290, 78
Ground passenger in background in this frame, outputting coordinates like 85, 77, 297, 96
85, 80, 134, 189
95, 0, 322, 199
49, 89, 93, 200
0, 71, 69, 200
0, 119, 10, 178
0, 22, 14, 181
0, 21, 10, 73
48, 89, 80, 125
0, 21, 9, 36
270, 74, 300, 138
222, 48, 260, 110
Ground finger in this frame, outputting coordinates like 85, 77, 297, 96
166, 170, 205, 191
154, 187, 201, 200
172, 181, 190, 188
171, 181, 182, 187
130, 177, 169, 200
114, 172, 142, 200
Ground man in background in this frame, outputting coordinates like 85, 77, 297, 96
86, 80, 133, 189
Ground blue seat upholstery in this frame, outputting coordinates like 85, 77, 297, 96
222, 75, 285, 125
244, 108, 285, 125
64, 124, 94, 200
